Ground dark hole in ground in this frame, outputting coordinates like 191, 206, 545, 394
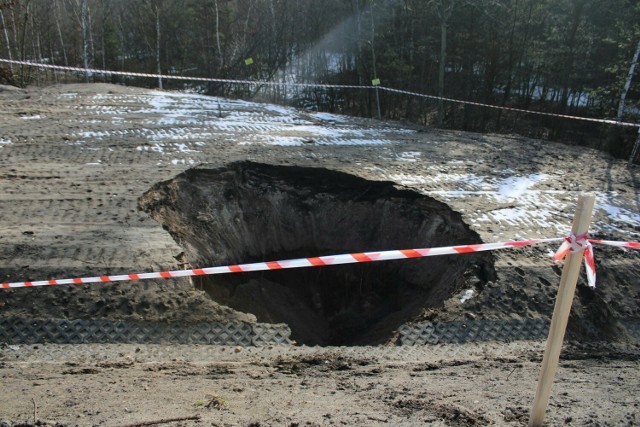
139, 161, 496, 346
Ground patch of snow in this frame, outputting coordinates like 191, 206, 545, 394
137, 142, 200, 154
460, 289, 475, 303
388, 171, 571, 235
0, 138, 11, 145
496, 174, 548, 202
79, 130, 110, 139
260, 104, 297, 115
331, 138, 392, 146
310, 112, 350, 123
170, 159, 197, 165
239, 137, 306, 147
397, 151, 421, 162
478, 207, 558, 230
595, 199, 640, 232
173, 143, 198, 153
242, 136, 394, 147
21, 115, 44, 120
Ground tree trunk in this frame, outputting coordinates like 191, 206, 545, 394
434, 0, 453, 127
31, 4, 43, 83
9, 7, 18, 58
155, 4, 162, 89
214, 0, 223, 69
0, 10, 12, 72
88, 1, 95, 64
370, 0, 381, 120
81, 0, 89, 82
617, 39, 640, 121
437, 19, 446, 127
54, 0, 68, 66
557, 0, 586, 115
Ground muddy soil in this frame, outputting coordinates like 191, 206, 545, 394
0, 83, 638, 425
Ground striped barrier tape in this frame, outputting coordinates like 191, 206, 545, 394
554, 235, 640, 288
553, 233, 596, 288
2, 238, 562, 289
1, 58, 638, 128
1, 237, 637, 290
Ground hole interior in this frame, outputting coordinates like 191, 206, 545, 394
139, 161, 495, 345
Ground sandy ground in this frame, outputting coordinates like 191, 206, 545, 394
0, 83, 639, 425
1, 341, 639, 426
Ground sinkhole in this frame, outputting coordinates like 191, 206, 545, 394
139, 162, 496, 346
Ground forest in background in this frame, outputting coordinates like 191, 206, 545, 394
0, 0, 639, 158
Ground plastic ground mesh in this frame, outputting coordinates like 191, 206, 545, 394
398, 319, 551, 345
3, 317, 636, 346
0, 318, 291, 346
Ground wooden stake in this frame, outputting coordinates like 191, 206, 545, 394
528, 193, 595, 427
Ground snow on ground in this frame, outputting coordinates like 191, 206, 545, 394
596, 199, 640, 231
396, 151, 422, 162
388, 169, 637, 238
66, 89, 637, 241
495, 174, 548, 202
309, 112, 351, 123
70, 90, 410, 147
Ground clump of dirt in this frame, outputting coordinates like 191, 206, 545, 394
139, 161, 495, 345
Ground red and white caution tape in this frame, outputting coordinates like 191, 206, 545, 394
553, 233, 596, 288
1, 236, 636, 290
1, 238, 561, 289
1, 58, 638, 128
553, 235, 640, 288
587, 239, 640, 250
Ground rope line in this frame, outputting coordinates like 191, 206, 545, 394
1, 58, 637, 128
378, 87, 638, 127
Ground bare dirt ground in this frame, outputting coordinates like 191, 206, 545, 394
1, 341, 639, 426
0, 83, 639, 425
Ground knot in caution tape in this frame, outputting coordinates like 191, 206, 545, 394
567, 233, 590, 253
553, 233, 596, 288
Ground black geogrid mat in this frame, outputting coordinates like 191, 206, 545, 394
1, 317, 637, 346
398, 319, 551, 345
0, 318, 291, 346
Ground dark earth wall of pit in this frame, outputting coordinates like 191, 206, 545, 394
139, 162, 496, 345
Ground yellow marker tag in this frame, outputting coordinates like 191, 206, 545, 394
372, 78, 381, 86
245, 58, 254, 66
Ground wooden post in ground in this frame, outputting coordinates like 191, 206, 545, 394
528, 193, 596, 427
